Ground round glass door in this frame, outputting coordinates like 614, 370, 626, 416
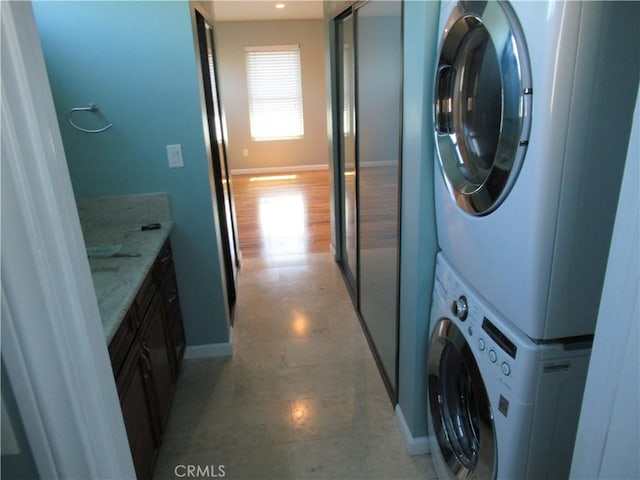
427, 318, 495, 479
434, 1, 532, 215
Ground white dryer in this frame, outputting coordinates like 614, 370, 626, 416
433, 1, 640, 340
427, 253, 592, 479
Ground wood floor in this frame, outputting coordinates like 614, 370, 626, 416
231, 170, 332, 258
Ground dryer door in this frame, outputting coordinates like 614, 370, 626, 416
427, 318, 496, 479
434, 1, 532, 215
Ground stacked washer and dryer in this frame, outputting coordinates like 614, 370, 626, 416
426, 1, 639, 479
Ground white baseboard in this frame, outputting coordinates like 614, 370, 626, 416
230, 164, 328, 175
395, 405, 430, 456
184, 328, 234, 359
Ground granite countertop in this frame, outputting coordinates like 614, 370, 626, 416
77, 193, 173, 343
85, 222, 172, 342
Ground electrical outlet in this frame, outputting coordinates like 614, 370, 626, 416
167, 144, 184, 168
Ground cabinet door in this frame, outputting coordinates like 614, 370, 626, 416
119, 344, 158, 480
169, 309, 186, 371
142, 293, 175, 432
159, 269, 185, 372
109, 310, 137, 378
157, 242, 186, 375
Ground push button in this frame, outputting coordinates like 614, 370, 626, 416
489, 350, 497, 363
478, 338, 486, 351
501, 362, 511, 376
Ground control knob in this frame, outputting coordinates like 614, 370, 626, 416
451, 295, 468, 321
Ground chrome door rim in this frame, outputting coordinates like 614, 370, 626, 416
427, 318, 496, 479
434, 1, 532, 215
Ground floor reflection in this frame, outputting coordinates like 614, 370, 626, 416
291, 313, 307, 337
231, 171, 332, 258
258, 193, 306, 257
289, 399, 309, 427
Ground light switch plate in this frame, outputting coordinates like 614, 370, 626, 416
167, 144, 184, 168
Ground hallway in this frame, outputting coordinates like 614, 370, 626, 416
152, 172, 436, 479
231, 171, 332, 258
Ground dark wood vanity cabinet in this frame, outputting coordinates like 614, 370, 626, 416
109, 239, 186, 480
154, 241, 186, 374
140, 291, 175, 431
117, 333, 158, 480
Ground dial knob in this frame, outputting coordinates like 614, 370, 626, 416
451, 295, 468, 321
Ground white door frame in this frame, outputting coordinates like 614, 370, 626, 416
570, 93, 640, 479
1, 2, 135, 477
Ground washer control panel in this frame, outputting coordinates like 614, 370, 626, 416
433, 256, 518, 388
467, 307, 516, 387
451, 295, 468, 320
443, 286, 516, 387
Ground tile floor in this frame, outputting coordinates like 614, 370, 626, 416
154, 253, 437, 480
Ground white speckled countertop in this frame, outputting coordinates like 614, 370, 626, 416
77, 193, 173, 343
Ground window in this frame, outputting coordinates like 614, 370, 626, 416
245, 45, 304, 141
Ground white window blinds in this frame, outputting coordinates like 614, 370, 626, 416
245, 45, 304, 141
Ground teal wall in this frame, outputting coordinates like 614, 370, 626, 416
397, 0, 440, 438
33, 1, 231, 345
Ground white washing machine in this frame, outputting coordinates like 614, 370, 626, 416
433, 1, 640, 340
427, 253, 592, 479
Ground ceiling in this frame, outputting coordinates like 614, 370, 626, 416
213, 1, 324, 21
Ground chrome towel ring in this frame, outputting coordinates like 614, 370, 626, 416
68, 103, 113, 133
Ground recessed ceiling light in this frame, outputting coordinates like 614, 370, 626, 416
275, 3, 286, 9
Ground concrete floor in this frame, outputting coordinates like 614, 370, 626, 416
153, 253, 436, 480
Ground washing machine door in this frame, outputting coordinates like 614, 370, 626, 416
427, 318, 496, 479
434, 1, 532, 215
